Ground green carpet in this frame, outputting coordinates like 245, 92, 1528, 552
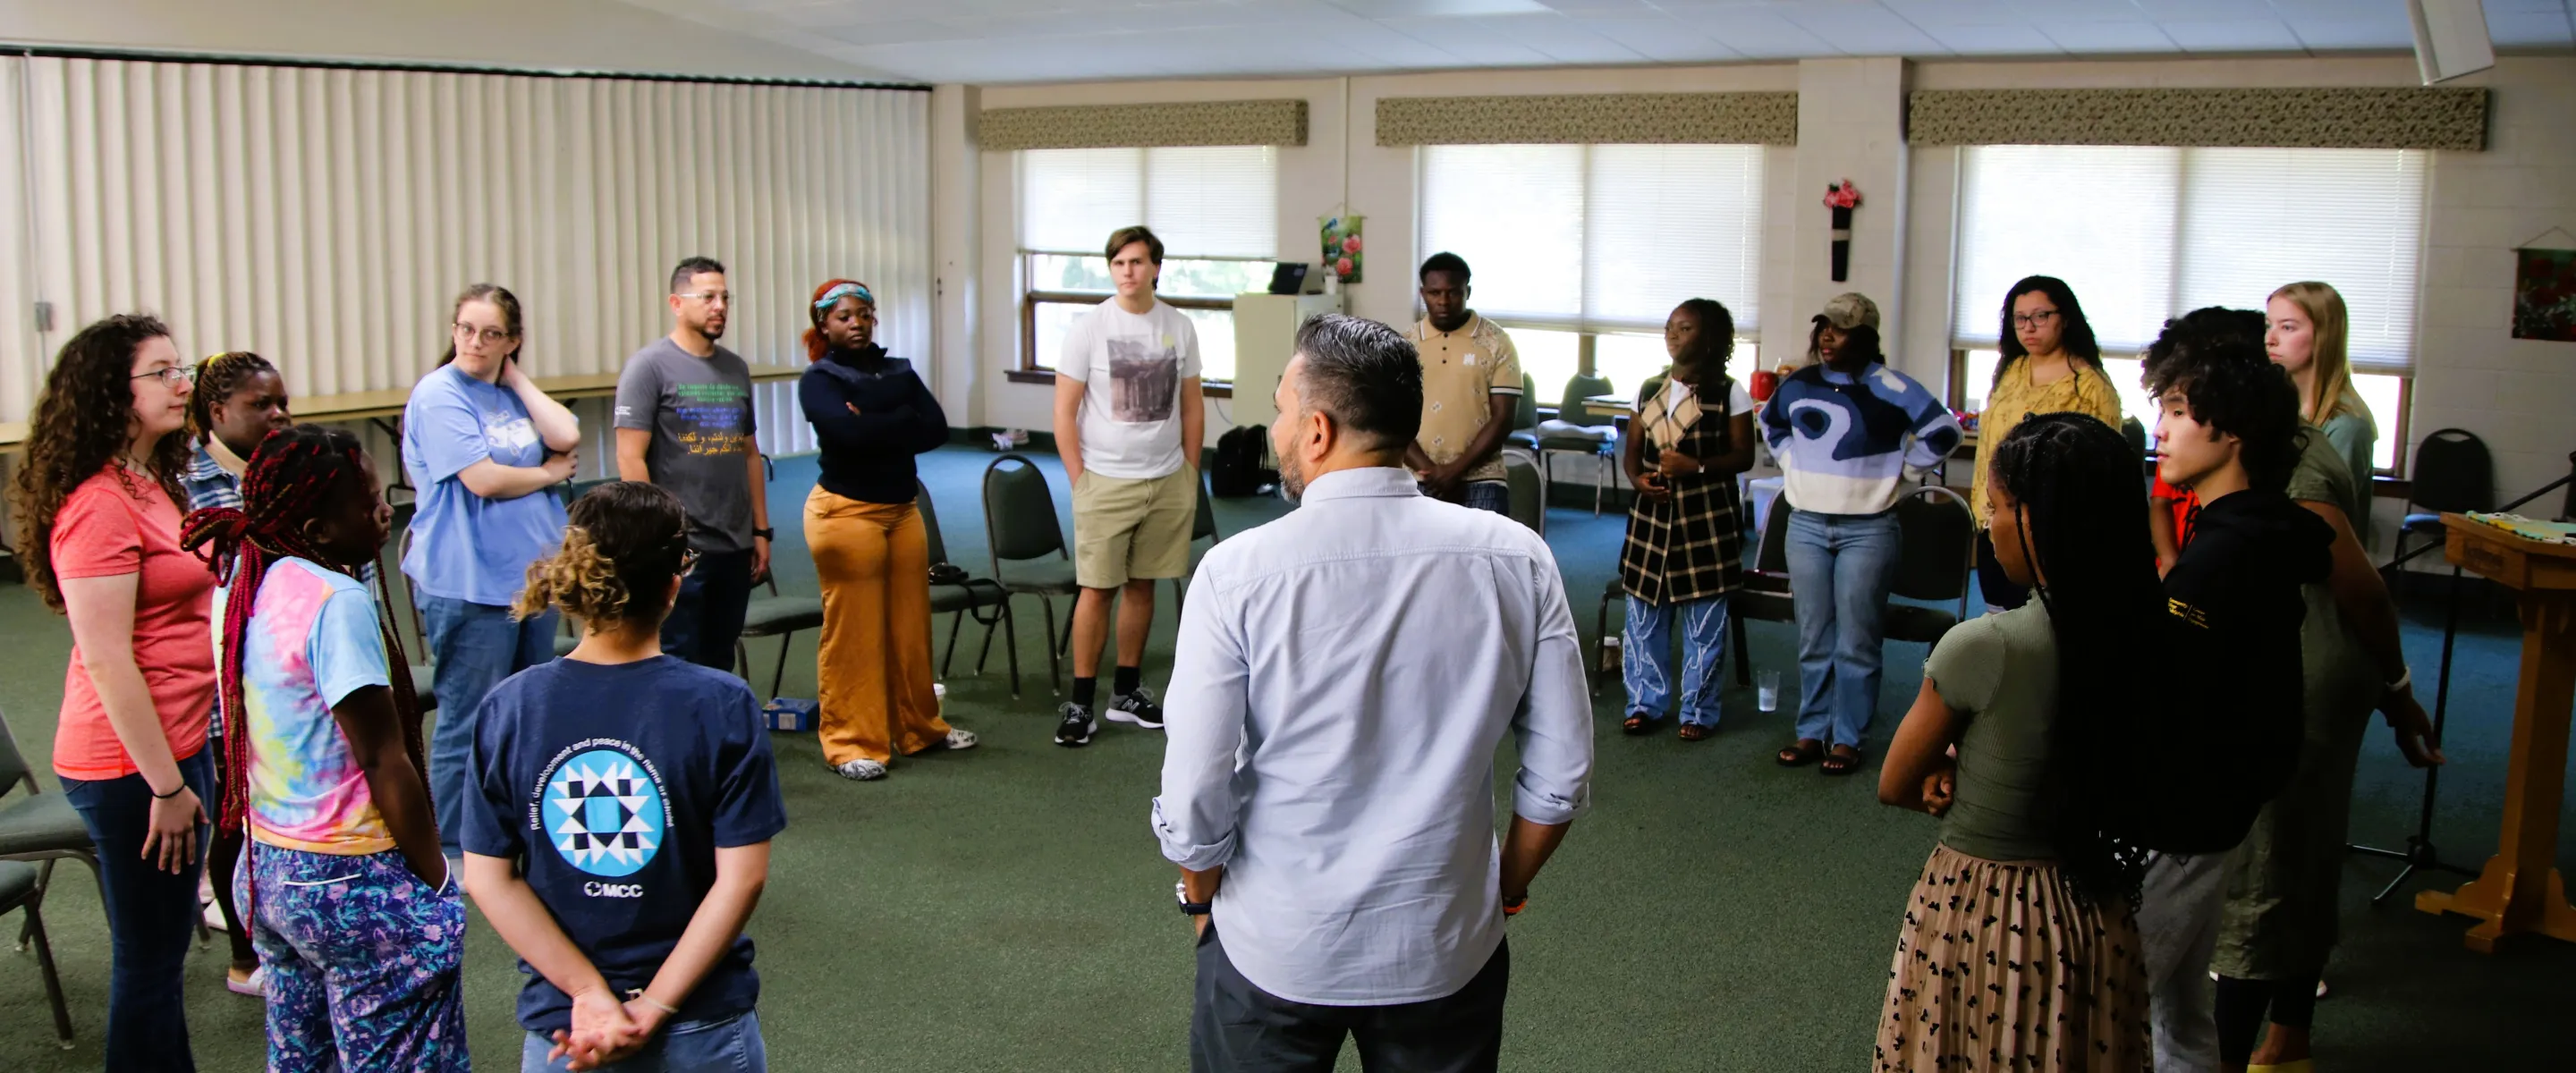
0, 446, 2566, 1069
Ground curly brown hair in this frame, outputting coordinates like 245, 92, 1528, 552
13, 314, 190, 612
513, 481, 691, 629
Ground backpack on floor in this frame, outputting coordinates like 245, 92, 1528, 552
1210, 426, 1275, 497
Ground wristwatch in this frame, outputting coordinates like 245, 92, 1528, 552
1175, 881, 1212, 917
751, 528, 775, 541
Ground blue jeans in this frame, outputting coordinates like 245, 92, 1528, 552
521, 1010, 767, 1072
1785, 510, 1902, 748
1623, 594, 1730, 728
662, 548, 756, 671
59, 747, 216, 1072
421, 594, 559, 855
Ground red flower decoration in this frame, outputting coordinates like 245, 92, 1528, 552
1824, 180, 1862, 209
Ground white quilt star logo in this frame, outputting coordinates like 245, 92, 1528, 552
544, 748, 666, 878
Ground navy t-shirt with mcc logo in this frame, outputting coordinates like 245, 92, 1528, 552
460, 655, 787, 1032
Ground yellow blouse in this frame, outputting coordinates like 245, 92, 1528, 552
1970, 357, 2123, 528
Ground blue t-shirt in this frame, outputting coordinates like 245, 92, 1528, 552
401, 364, 569, 606
459, 656, 787, 1033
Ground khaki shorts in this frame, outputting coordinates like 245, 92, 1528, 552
1072, 466, 1197, 588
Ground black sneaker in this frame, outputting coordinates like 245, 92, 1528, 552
1055, 702, 1097, 747
1106, 687, 1165, 730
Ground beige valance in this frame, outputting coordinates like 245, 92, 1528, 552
1908, 88, 2487, 150
1375, 92, 1798, 147
977, 99, 1308, 151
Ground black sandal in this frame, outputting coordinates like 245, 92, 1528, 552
1677, 723, 1712, 742
1622, 714, 1656, 736
1776, 739, 1824, 766
1820, 745, 1865, 776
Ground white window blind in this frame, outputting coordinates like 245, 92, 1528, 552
1018, 146, 1276, 259
1953, 145, 2425, 373
1419, 143, 1764, 334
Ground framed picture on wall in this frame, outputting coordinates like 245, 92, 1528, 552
2512, 246, 2576, 342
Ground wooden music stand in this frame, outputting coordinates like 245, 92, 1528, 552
2415, 513, 2576, 952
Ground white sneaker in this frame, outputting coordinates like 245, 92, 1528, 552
831, 758, 888, 782
940, 728, 979, 751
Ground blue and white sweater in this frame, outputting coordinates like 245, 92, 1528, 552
1760, 362, 1962, 516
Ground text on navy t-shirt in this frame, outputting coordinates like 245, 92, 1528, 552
459, 655, 787, 1032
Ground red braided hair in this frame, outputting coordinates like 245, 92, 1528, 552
180, 425, 424, 849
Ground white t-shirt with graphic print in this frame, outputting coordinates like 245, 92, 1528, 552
1059, 298, 1202, 480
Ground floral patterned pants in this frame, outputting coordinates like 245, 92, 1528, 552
241, 842, 470, 1072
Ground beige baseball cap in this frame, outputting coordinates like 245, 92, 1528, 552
1813, 292, 1880, 331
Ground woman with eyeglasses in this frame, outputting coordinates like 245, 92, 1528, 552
1970, 276, 2121, 611
12, 314, 218, 1068
402, 283, 580, 859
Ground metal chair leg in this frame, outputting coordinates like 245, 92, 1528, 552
1594, 452, 1607, 517
1731, 611, 1751, 688
22, 899, 72, 1046
976, 602, 1003, 674
769, 632, 794, 699
1594, 588, 1612, 697
1000, 601, 1022, 699
1040, 597, 1063, 693
940, 612, 964, 679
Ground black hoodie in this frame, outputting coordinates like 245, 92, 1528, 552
798, 345, 948, 504
2160, 486, 2334, 809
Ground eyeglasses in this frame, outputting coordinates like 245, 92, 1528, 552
453, 323, 514, 346
674, 291, 732, 305
131, 365, 196, 387
2013, 309, 2060, 329
679, 546, 700, 578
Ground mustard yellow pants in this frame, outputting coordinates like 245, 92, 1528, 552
806, 487, 949, 765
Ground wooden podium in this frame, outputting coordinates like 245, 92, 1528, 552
2415, 514, 2576, 952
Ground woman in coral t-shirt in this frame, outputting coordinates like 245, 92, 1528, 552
12, 313, 217, 1070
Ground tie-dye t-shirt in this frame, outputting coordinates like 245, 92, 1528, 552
212, 557, 395, 855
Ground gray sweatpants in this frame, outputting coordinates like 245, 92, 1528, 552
2138, 852, 2226, 1073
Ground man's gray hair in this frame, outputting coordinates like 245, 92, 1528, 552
1292, 315, 1422, 453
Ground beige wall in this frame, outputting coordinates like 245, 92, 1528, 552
0, 0, 887, 81
948, 55, 2576, 548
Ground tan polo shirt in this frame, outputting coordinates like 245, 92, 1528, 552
1405, 314, 1523, 485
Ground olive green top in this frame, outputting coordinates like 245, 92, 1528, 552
2287, 425, 2380, 736
1926, 601, 2060, 863
2316, 410, 2377, 545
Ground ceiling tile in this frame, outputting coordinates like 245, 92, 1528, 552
1779, 2, 1951, 55
1572, 13, 1750, 62
1665, 8, 1842, 57
811, 20, 985, 46
1914, 21, 2063, 55
1377, 14, 1561, 63
2037, 20, 2182, 52
1328, 0, 1552, 15
2125, 0, 2265, 18
2487, 10, 2576, 46
2275, 8, 2418, 51
1474, 13, 1654, 62
2159, 18, 2308, 53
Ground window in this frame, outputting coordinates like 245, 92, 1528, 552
1419, 143, 1765, 402
1953, 350, 2407, 472
1951, 144, 2426, 472
1018, 146, 1278, 382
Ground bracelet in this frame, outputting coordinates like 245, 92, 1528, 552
2385, 665, 2412, 694
149, 782, 186, 800
1502, 894, 1528, 917
625, 989, 681, 1015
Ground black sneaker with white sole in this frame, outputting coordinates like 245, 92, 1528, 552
1055, 702, 1097, 747
1106, 687, 1165, 730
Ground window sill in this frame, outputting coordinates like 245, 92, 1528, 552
1004, 368, 1233, 399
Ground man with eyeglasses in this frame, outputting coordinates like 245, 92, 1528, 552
615, 256, 771, 670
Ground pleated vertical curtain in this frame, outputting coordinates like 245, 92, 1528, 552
0, 55, 932, 455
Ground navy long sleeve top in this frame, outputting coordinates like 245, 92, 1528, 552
799, 346, 948, 504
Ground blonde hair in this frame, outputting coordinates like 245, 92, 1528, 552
512, 482, 691, 629
2270, 281, 2373, 434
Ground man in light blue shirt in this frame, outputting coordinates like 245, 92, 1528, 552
1154, 315, 1594, 1072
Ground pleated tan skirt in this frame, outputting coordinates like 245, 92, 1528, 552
1876, 843, 2152, 1072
